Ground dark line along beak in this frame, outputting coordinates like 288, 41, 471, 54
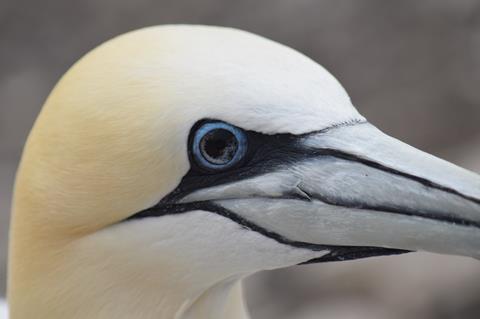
180, 123, 480, 260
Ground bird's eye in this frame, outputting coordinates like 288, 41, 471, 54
192, 122, 247, 171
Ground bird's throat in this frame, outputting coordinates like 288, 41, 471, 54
9, 240, 250, 319
176, 278, 250, 319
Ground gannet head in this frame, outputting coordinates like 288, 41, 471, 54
9, 25, 480, 318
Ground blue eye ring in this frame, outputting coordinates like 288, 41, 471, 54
192, 121, 248, 171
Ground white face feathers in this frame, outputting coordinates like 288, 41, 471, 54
8, 25, 480, 319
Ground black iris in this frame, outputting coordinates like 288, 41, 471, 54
191, 121, 248, 171
200, 129, 238, 165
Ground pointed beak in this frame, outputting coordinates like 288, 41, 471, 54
181, 123, 480, 260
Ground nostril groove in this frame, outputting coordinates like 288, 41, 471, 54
291, 182, 312, 202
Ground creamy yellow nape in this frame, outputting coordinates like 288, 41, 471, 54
8, 25, 344, 319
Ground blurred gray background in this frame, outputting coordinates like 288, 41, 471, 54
1, 1, 480, 318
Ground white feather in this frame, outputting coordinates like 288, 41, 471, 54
0, 299, 7, 319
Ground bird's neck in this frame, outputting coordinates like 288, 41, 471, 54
9, 232, 251, 319
8, 206, 251, 319
176, 278, 250, 319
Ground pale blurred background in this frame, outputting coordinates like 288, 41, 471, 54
1, 1, 480, 318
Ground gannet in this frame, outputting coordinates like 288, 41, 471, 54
6, 25, 480, 319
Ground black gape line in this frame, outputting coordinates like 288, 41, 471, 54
126, 119, 480, 263
128, 200, 409, 263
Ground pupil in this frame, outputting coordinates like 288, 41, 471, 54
200, 129, 238, 165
